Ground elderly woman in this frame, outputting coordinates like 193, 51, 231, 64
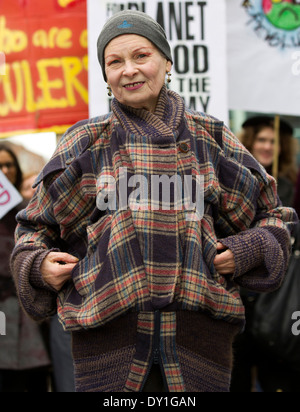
11, 11, 297, 392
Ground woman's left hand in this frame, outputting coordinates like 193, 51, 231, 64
213, 243, 236, 275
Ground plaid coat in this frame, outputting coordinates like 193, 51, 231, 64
12, 88, 297, 391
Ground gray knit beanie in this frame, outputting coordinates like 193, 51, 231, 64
97, 10, 173, 82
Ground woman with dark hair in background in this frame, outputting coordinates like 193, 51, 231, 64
239, 116, 298, 207
0, 145, 23, 191
0, 144, 51, 392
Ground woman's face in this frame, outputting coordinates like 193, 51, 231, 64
0, 150, 17, 185
21, 174, 38, 200
105, 34, 172, 112
251, 126, 280, 168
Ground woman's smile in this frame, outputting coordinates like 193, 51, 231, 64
123, 81, 145, 91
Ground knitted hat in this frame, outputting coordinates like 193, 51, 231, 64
97, 10, 173, 82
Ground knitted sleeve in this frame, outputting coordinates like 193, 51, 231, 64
11, 117, 107, 321
11, 245, 58, 321
219, 226, 291, 292
11, 178, 63, 320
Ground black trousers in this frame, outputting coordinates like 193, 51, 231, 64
142, 364, 167, 392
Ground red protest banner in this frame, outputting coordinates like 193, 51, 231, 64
0, 0, 88, 138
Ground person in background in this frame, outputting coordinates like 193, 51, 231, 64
292, 170, 300, 220
0, 144, 51, 392
239, 116, 298, 207
20, 173, 39, 201
231, 116, 299, 392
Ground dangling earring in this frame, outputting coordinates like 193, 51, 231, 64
107, 85, 112, 97
166, 72, 172, 84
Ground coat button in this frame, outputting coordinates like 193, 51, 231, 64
178, 142, 189, 153
66, 157, 75, 165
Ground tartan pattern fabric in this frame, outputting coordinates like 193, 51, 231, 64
159, 312, 186, 391
12, 87, 297, 392
124, 311, 185, 392
13, 87, 296, 333
124, 312, 155, 392
111, 90, 186, 309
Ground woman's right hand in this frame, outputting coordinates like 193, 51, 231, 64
40, 252, 79, 291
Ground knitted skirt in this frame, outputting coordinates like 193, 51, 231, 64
71, 311, 240, 392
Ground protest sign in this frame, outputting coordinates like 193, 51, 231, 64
0, 0, 88, 137
0, 170, 22, 219
88, 0, 228, 123
227, 0, 300, 116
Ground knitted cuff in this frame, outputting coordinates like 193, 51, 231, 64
219, 228, 266, 279
219, 227, 289, 292
29, 249, 59, 292
11, 245, 59, 321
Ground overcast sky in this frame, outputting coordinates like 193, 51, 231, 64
3, 132, 57, 162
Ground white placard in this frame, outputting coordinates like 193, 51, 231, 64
88, 0, 229, 124
227, 0, 300, 116
0, 170, 23, 219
